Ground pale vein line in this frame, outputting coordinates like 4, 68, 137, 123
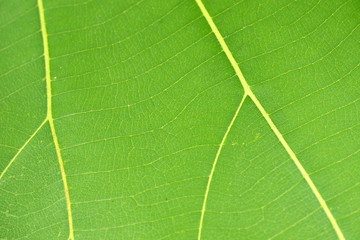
37, 0, 74, 239
198, 94, 247, 240
0, 118, 47, 180
195, 0, 345, 239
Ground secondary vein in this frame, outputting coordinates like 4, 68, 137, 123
194, 0, 345, 239
37, 0, 74, 239
0, 118, 47, 180
198, 94, 247, 240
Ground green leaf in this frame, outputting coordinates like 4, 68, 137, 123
1, 0, 359, 239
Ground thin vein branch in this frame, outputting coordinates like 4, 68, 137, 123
0, 118, 47, 180
198, 94, 247, 240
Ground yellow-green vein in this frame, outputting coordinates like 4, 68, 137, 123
195, 0, 345, 239
0, 118, 47, 180
198, 94, 247, 240
37, 0, 74, 239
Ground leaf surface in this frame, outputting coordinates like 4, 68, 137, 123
1, 0, 359, 239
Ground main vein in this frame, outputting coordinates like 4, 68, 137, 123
194, 0, 345, 239
37, 0, 74, 239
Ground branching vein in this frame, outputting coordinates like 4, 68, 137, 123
198, 94, 247, 240
37, 0, 74, 239
0, 119, 47, 180
195, 0, 345, 239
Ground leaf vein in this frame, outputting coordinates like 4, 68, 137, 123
37, 0, 74, 239
195, 0, 345, 239
0, 118, 47, 181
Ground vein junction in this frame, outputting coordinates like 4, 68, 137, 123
194, 0, 345, 239
37, 0, 74, 239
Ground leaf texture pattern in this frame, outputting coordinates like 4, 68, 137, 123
1, 0, 359, 239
